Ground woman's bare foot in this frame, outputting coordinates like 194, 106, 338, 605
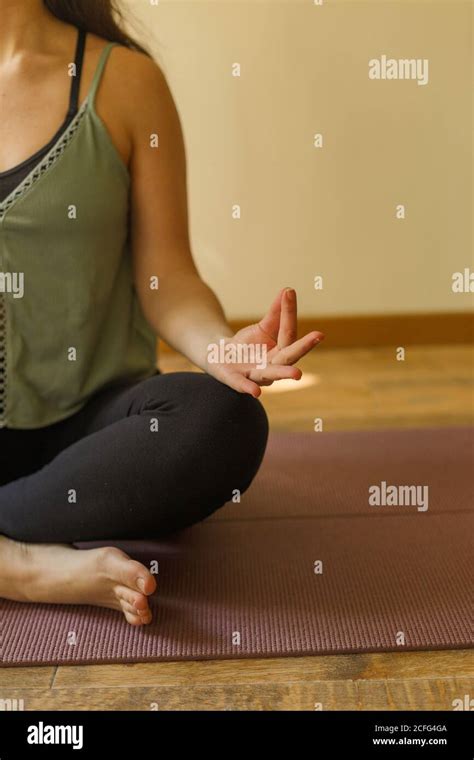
0, 536, 157, 626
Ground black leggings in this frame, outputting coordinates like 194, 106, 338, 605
0, 372, 269, 544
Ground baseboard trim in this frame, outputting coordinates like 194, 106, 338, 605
158, 312, 473, 352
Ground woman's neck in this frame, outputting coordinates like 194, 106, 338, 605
0, 1, 54, 62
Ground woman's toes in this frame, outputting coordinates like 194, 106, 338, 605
137, 608, 152, 624
119, 599, 152, 625
125, 559, 157, 596
98, 547, 157, 596
115, 585, 149, 613
122, 608, 144, 626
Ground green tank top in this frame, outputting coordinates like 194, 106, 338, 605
0, 42, 158, 430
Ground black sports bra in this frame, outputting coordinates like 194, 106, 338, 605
0, 28, 87, 203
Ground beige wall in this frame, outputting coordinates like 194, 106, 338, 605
122, 0, 472, 318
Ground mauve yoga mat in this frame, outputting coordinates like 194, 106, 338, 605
1, 427, 472, 666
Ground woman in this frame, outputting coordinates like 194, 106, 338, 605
0, 0, 323, 625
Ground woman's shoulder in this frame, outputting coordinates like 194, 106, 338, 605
99, 38, 178, 141
84, 35, 179, 163
92, 33, 170, 114
90, 33, 165, 87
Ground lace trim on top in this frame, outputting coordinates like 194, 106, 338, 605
0, 99, 89, 222
0, 99, 89, 426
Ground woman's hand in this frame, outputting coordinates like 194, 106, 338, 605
205, 288, 325, 397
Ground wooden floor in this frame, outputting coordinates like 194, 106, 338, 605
2, 344, 473, 710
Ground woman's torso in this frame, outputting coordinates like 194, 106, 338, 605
0, 28, 157, 430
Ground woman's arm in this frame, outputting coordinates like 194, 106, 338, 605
126, 55, 233, 367
124, 53, 323, 394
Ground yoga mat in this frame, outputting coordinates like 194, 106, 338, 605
1, 427, 472, 666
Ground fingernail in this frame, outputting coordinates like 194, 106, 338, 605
287, 288, 295, 301
137, 577, 146, 592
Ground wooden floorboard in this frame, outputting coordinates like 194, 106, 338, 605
2, 344, 473, 710
51, 650, 473, 688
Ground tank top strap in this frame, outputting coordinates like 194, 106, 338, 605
67, 28, 87, 118
88, 41, 118, 110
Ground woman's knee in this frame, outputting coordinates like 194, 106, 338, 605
139, 371, 269, 496
132, 373, 269, 534
196, 375, 269, 490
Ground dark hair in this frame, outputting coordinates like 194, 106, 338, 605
43, 0, 151, 55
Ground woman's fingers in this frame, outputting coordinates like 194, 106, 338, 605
272, 331, 324, 366
219, 364, 302, 394
257, 288, 286, 343
223, 370, 262, 398
249, 364, 302, 384
276, 288, 298, 349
